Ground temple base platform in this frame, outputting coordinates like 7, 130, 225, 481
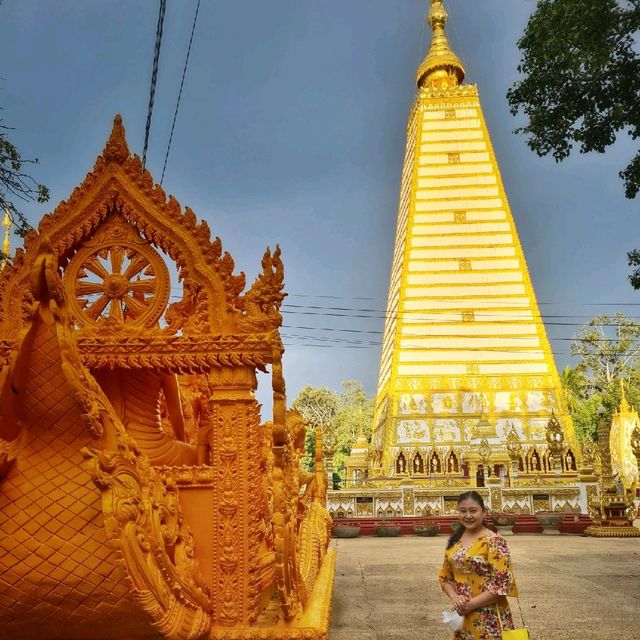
328, 481, 586, 521
209, 549, 336, 640
584, 525, 640, 538
331, 513, 592, 535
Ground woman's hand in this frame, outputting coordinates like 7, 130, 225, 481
449, 593, 470, 615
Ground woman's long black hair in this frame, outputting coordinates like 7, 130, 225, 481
446, 491, 485, 549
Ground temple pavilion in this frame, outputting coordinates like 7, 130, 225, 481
329, 0, 585, 520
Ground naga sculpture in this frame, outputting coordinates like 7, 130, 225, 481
0, 115, 335, 639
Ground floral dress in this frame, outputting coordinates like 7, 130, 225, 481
438, 533, 518, 640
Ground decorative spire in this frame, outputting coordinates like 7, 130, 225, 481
102, 114, 130, 164
416, 0, 465, 89
619, 378, 630, 414
0, 209, 12, 271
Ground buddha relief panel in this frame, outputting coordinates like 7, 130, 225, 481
495, 418, 523, 440
431, 393, 458, 415
432, 419, 461, 443
396, 419, 430, 444
528, 417, 548, 441
526, 390, 557, 413
462, 391, 489, 414
462, 419, 476, 441
398, 394, 428, 415
494, 391, 523, 413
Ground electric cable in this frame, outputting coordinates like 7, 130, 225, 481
142, 0, 167, 170
160, 0, 201, 185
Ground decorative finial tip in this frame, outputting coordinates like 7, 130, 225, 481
416, 0, 465, 88
102, 113, 130, 164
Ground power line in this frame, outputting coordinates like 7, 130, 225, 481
160, 0, 201, 185
165, 292, 640, 325
280, 307, 640, 325
280, 335, 639, 357
142, 0, 167, 170
286, 293, 640, 306
281, 323, 640, 343
281, 301, 640, 314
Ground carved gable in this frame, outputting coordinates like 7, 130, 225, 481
0, 115, 286, 372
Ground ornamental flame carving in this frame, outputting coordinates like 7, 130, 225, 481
0, 116, 335, 639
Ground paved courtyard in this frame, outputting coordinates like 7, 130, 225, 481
329, 535, 640, 640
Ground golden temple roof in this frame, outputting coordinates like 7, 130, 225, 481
416, 0, 465, 88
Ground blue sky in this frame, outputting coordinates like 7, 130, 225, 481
1, 1, 638, 407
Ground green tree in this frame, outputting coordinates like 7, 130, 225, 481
331, 381, 374, 474
570, 312, 640, 392
291, 385, 338, 471
1, 115, 49, 240
564, 312, 640, 441
507, 0, 640, 200
559, 365, 587, 413
290, 381, 374, 476
570, 392, 603, 443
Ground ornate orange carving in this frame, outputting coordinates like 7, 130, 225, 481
0, 116, 334, 639
0, 245, 211, 639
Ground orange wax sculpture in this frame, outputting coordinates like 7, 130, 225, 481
0, 115, 335, 639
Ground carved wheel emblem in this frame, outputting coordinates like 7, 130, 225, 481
65, 242, 170, 327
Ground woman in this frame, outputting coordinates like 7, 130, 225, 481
439, 491, 518, 639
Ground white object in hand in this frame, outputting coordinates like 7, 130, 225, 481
441, 609, 465, 631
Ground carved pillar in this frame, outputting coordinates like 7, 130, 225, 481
506, 425, 523, 488
401, 481, 415, 516
597, 408, 614, 491
488, 483, 503, 514
208, 365, 264, 626
577, 434, 598, 515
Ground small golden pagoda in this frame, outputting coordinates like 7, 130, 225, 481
585, 399, 640, 537
609, 380, 639, 496
344, 428, 370, 485
329, 0, 582, 519
0, 115, 335, 639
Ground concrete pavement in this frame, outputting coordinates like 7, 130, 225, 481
329, 535, 640, 640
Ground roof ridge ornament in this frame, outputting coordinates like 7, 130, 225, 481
416, 0, 465, 89
101, 114, 130, 164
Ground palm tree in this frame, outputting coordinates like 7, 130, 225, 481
560, 366, 587, 414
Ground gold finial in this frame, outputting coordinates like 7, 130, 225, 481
619, 378, 630, 413
416, 0, 465, 89
0, 208, 12, 271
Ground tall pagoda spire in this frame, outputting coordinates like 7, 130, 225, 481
367, 0, 577, 480
416, 0, 465, 88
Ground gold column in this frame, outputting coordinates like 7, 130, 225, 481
506, 425, 523, 487
597, 406, 614, 491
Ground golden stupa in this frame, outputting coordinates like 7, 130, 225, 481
329, 0, 584, 520
609, 380, 639, 496
0, 115, 335, 639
